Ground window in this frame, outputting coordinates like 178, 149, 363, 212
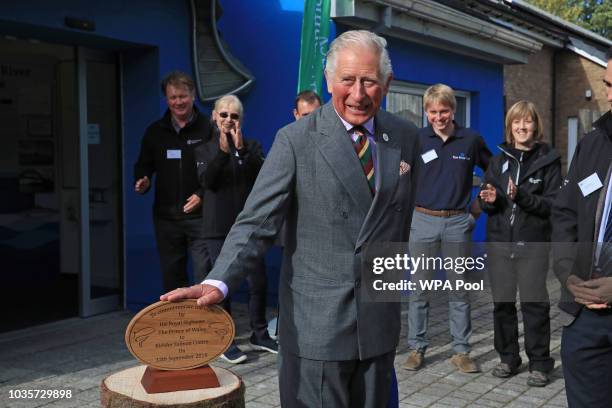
386, 81, 471, 128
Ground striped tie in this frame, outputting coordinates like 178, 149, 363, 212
351, 126, 375, 194
597, 203, 612, 276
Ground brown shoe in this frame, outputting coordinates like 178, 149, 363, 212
450, 353, 480, 373
403, 351, 424, 371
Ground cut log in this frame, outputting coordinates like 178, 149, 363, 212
101, 364, 244, 408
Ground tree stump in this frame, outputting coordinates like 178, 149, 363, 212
101, 365, 244, 408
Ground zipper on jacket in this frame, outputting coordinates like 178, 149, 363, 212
498, 146, 522, 258
509, 151, 522, 228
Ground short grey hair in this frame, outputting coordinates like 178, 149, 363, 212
214, 94, 243, 117
325, 30, 393, 81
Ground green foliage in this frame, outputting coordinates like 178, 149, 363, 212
526, 0, 612, 40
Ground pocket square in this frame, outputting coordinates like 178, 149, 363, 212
399, 160, 411, 176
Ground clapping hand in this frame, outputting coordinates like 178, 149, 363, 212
219, 121, 243, 153
229, 121, 244, 150
507, 178, 517, 201
479, 183, 497, 203
134, 176, 150, 193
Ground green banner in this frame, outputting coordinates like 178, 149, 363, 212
297, 0, 331, 95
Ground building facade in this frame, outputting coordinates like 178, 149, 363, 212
0, 0, 544, 328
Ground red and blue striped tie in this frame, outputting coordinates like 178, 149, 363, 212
351, 126, 375, 194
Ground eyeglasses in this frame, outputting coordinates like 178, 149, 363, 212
218, 112, 240, 120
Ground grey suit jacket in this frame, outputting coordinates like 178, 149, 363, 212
208, 102, 420, 361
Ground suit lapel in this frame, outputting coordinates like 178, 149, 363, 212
356, 114, 401, 249
316, 104, 373, 217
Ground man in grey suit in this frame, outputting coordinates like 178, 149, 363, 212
161, 30, 420, 407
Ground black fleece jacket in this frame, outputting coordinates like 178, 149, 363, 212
195, 129, 264, 239
480, 142, 562, 244
134, 107, 213, 219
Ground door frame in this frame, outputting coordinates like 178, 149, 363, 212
76, 46, 123, 317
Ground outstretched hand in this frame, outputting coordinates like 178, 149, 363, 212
160, 283, 224, 307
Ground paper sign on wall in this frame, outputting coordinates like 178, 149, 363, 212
88, 123, 100, 145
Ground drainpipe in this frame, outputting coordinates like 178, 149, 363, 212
551, 48, 557, 148
373, 6, 392, 33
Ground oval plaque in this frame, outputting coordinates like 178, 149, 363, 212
125, 300, 235, 370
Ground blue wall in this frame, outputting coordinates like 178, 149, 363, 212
1, 0, 504, 310
0, 0, 204, 309
385, 36, 504, 147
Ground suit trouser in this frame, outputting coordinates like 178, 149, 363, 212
408, 211, 473, 353
205, 238, 269, 339
153, 216, 209, 292
561, 308, 612, 408
488, 252, 553, 372
278, 347, 395, 408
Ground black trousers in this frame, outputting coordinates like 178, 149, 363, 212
205, 238, 269, 339
153, 216, 209, 292
561, 308, 612, 407
488, 252, 554, 372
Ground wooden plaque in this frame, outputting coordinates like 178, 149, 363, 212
125, 300, 235, 370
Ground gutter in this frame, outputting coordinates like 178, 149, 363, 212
505, 0, 612, 48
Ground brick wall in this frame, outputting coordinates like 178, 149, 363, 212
505, 48, 608, 172
504, 46, 554, 145
555, 50, 608, 170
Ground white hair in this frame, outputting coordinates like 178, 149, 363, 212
325, 30, 393, 81
214, 94, 243, 117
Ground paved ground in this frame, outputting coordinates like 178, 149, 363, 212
0, 276, 569, 408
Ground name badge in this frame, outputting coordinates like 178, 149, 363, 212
167, 149, 181, 159
502, 161, 509, 174
421, 149, 438, 164
578, 172, 603, 197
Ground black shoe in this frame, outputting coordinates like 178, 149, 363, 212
249, 332, 278, 354
220, 343, 247, 364
491, 362, 520, 378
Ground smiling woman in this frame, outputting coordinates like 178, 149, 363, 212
193, 94, 276, 365
504, 100, 544, 151
212, 95, 243, 148
479, 100, 561, 387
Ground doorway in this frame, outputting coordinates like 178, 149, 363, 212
0, 37, 123, 332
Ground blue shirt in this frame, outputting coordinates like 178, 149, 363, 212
595, 170, 612, 265
415, 124, 491, 210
